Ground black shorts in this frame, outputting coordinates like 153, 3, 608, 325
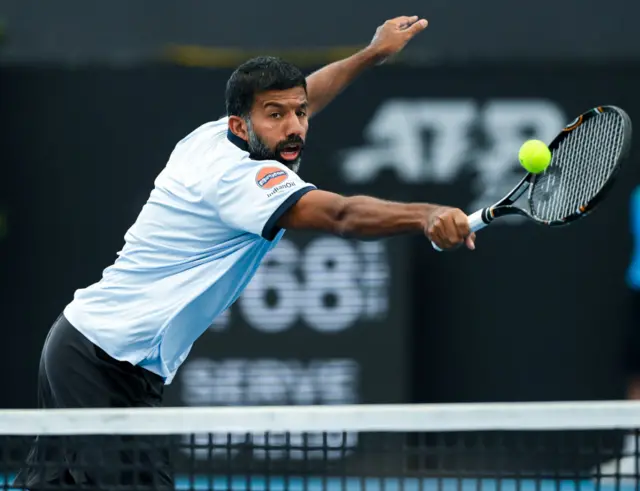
13, 313, 174, 490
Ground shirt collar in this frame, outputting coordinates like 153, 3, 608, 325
227, 129, 249, 152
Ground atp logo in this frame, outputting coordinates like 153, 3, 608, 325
256, 166, 288, 190
338, 99, 567, 221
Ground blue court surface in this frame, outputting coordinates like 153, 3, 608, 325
172, 477, 639, 491
3, 475, 639, 491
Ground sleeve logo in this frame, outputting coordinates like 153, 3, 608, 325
255, 166, 289, 189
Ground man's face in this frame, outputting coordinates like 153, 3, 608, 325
232, 87, 309, 172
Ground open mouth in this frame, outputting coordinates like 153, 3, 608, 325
279, 143, 302, 161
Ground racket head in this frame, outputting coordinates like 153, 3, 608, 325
526, 105, 632, 226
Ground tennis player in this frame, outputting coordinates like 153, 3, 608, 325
15, 15, 475, 490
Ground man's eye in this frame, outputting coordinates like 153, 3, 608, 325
270, 113, 281, 119
297, 110, 307, 117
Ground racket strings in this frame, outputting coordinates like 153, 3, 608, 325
529, 112, 625, 222
557, 122, 604, 216
538, 113, 622, 220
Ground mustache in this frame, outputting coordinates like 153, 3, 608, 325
275, 135, 305, 153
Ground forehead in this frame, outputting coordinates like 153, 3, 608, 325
253, 87, 307, 108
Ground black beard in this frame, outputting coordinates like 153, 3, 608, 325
246, 124, 304, 173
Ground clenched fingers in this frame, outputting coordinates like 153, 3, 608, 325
428, 208, 476, 251
453, 212, 471, 241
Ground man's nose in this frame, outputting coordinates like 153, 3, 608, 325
284, 114, 305, 137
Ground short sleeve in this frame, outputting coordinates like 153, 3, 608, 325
216, 159, 316, 240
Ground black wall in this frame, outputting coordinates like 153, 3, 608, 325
0, 62, 638, 414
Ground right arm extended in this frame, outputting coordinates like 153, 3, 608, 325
277, 189, 476, 250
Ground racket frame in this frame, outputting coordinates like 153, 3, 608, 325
432, 105, 633, 250
481, 105, 632, 229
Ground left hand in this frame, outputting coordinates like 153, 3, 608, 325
367, 16, 429, 63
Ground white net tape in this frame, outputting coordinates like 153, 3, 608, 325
2, 401, 640, 435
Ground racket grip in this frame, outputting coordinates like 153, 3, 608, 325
468, 209, 488, 233
431, 209, 488, 252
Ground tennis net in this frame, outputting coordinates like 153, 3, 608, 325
0, 401, 639, 490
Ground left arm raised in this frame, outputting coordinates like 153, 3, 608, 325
306, 15, 428, 117
305, 47, 381, 117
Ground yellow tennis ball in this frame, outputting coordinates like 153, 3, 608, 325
518, 140, 551, 174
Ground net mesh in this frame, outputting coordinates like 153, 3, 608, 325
1, 402, 639, 491
529, 110, 626, 222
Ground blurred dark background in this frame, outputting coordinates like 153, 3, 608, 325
1, 0, 640, 477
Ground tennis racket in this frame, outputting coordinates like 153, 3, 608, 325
432, 105, 633, 251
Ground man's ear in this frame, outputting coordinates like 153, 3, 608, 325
228, 116, 248, 141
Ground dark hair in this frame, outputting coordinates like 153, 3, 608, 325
225, 56, 307, 118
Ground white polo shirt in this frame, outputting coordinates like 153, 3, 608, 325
63, 117, 316, 384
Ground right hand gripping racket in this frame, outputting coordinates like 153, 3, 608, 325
432, 105, 633, 251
